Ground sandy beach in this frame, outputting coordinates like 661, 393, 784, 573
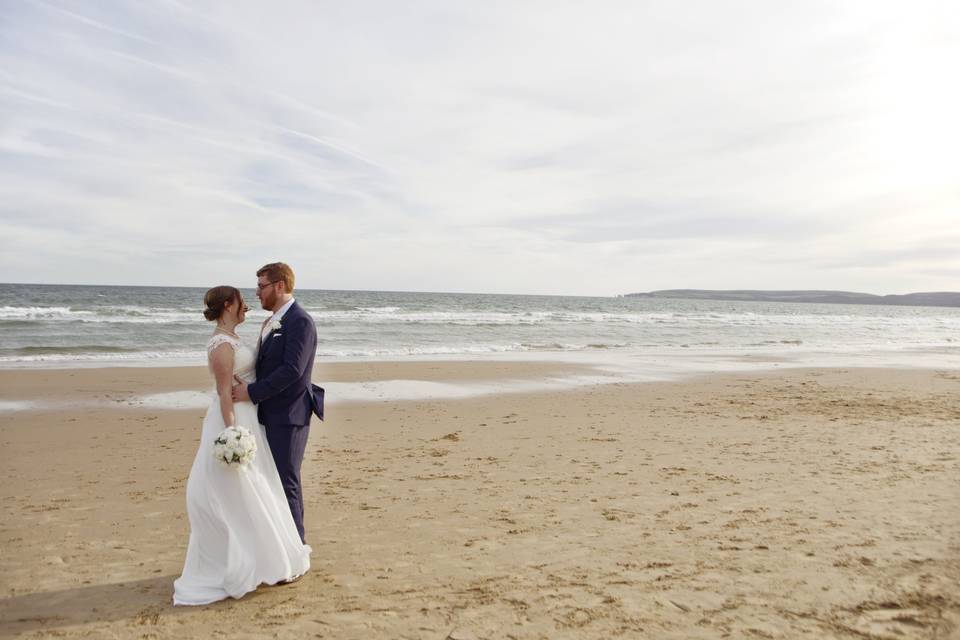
1, 362, 958, 639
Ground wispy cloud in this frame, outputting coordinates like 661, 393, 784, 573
30, 0, 159, 46
1, 1, 958, 294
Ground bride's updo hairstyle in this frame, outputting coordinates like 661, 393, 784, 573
203, 286, 241, 321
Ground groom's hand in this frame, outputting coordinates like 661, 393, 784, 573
232, 376, 250, 402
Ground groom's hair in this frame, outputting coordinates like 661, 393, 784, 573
257, 262, 295, 293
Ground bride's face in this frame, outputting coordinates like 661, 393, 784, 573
226, 295, 250, 325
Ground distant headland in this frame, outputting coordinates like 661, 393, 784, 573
624, 290, 960, 308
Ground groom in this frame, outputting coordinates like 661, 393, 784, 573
233, 262, 323, 543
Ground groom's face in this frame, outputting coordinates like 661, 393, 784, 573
256, 276, 278, 310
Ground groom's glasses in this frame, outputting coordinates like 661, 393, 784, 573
256, 280, 280, 291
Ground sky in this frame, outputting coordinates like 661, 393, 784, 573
1, 1, 958, 296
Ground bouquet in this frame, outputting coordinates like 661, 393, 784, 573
212, 426, 257, 468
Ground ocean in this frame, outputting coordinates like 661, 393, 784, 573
1, 283, 959, 370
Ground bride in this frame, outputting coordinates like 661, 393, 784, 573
173, 286, 311, 606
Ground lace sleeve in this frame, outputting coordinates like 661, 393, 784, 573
206, 334, 240, 356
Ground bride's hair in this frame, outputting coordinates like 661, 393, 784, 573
203, 286, 241, 321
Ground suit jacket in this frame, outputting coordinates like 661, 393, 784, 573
248, 300, 324, 427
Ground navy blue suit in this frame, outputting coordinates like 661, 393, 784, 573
248, 300, 323, 542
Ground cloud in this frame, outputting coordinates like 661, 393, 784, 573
488, 196, 832, 243
0, 0, 958, 294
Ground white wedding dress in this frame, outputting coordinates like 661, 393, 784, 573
173, 334, 311, 606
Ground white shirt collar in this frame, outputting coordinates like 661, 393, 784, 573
271, 297, 296, 322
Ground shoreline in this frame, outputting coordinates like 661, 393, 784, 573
0, 360, 607, 411
1, 365, 959, 637
3, 347, 960, 413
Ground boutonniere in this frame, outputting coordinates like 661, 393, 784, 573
268, 319, 282, 334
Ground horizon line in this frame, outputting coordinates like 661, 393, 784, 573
2, 281, 957, 299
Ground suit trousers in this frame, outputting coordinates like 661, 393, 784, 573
264, 423, 310, 543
